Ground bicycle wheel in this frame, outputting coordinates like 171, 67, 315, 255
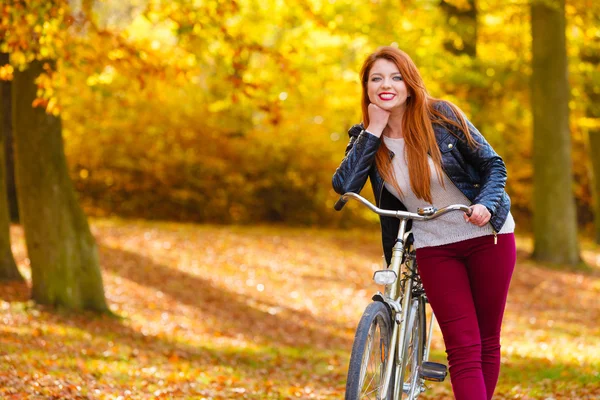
345, 301, 393, 400
398, 297, 426, 399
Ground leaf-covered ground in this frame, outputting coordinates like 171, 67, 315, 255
1, 220, 599, 399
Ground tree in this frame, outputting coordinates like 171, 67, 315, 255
440, 0, 477, 57
438, 0, 483, 117
0, 53, 22, 282
530, 0, 580, 264
581, 35, 600, 243
0, 53, 18, 222
12, 59, 108, 311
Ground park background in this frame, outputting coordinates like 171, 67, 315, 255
0, 0, 599, 398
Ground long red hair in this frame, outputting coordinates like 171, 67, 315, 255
360, 46, 477, 203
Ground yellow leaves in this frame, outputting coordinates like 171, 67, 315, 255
1, 1, 69, 62
108, 49, 126, 61
0, 0, 596, 231
443, 0, 476, 11
0, 63, 13, 80
566, 4, 577, 15
29, 70, 61, 114
85, 75, 98, 86
11, 50, 27, 65
86, 66, 115, 87
483, 14, 502, 27
208, 98, 232, 112
25, 13, 37, 26
31, 98, 47, 108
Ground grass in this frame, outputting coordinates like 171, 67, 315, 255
1, 219, 599, 399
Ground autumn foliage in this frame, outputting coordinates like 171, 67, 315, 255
1, 1, 599, 228
2, 2, 600, 398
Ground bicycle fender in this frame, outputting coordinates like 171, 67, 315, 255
371, 293, 393, 318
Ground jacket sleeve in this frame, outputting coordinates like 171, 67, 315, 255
438, 102, 507, 216
332, 123, 381, 196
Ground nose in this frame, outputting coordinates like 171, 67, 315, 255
381, 78, 392, 89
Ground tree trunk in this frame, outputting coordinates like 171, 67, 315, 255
530, 0, 580, 265
12, 59, 108, 311
581, 39, 600, 243
440, 0, 477, 57
589, 130, 600, 243
1, 53, 19, 222
0, 54, 22, 281
439, 0, 482, 120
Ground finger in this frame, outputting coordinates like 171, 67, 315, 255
478, 216, 490, 226
469, 214, 483, 225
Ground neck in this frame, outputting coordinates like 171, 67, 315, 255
384, 105, 405, 138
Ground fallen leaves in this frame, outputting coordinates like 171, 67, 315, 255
1, 221, 599, 399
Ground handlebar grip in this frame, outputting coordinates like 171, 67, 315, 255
334, 196, 348, 211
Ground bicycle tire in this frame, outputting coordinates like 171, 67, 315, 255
397, 297, 426, 399
345, 301, 394, 400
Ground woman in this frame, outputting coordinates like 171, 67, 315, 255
332, 46, 516, 400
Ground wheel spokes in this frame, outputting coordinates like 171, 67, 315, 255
359, 318, 387, 399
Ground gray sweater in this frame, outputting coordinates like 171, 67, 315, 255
382, 135, 515, 249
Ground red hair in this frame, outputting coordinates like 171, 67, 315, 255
360, 46, 476, 203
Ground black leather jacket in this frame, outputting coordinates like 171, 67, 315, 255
332, 101, 511, 265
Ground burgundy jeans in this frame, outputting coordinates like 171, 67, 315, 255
415, 233, 516, 400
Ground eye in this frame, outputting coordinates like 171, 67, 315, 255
393, 76, 403, 81
371, 77, 381, 82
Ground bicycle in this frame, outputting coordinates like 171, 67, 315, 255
334, 192, 472, 400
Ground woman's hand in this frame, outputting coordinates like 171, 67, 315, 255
365, 103, 390, 137
464, 204, 491, 227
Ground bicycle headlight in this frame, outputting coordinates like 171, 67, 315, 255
373, 270, 397, 285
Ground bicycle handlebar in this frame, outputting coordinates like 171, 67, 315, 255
333, 196, 349, 211
334, 192, 472, 220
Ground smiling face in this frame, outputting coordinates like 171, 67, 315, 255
366, 58, 409, 112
